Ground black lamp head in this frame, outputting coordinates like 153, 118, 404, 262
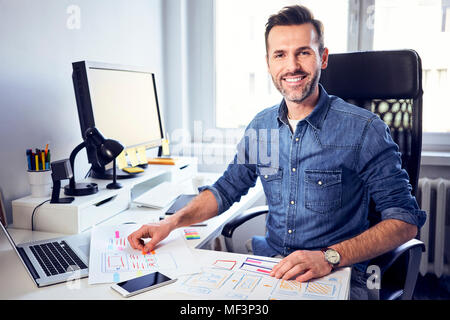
85, 127, 105, 145
84, 127, 124, 167
99, 139, 124, 164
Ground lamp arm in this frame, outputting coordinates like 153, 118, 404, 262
68, 141, 86, 189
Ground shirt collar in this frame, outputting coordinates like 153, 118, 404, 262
277, 84, 330, 130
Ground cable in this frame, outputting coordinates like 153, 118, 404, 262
31, 199, 51, 231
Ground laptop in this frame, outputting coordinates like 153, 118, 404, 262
1, 220, 90, 287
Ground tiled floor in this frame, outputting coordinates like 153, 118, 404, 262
413, 274, 450, 299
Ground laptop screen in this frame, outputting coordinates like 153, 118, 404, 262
0, 210, 19, 250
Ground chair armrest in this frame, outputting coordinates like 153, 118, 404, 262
221, 205, 269, 238
370, 238, 425, 275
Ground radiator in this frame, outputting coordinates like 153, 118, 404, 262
418, 178, 450, 277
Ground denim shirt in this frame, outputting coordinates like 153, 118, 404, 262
200, 85, 426, 271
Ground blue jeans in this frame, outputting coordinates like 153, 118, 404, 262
351, 267, 379, 300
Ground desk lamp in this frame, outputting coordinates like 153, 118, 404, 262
64, 127, 124, 196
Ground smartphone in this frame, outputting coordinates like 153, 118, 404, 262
111, 272, 177, 298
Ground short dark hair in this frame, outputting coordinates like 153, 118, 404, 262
265, 5, 325, 55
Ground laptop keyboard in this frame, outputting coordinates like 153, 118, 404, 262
29, 241, 87, 277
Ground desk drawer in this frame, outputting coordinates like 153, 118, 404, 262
79, 191, 130, 232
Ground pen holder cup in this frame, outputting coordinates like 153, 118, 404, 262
27, 170, 52, 198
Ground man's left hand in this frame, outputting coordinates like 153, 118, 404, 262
270, 250, 333, 282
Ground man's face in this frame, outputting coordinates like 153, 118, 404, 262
266, 23, 328, 105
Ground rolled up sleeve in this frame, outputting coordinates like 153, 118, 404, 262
380, 207, 426, 229
357, 116, 427, 229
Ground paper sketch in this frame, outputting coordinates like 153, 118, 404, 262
88, 224, 200, 284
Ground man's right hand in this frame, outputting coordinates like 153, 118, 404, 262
127, 220, 173, 253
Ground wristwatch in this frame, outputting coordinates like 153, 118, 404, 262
321, 248, 341, 269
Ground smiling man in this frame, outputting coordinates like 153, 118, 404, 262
128, 5, 426, 300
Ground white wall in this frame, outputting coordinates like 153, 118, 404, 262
0, 0, 164, 223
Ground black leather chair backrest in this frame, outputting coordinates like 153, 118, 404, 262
319, 50, 423, 196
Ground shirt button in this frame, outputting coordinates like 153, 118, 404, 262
288, 229, 293, 234
290, 200, 295, 205
295, 138, 299, 142
292, 168, 296, 172
318, 180, 323, 186
264, 175, 268, 179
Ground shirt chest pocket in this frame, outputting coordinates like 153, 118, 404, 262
257, 165, 283, 205
304, 169, 342, 214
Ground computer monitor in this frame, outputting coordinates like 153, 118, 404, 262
72, 61, 164, 179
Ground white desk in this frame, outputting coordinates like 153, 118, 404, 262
1, 173, 351, 300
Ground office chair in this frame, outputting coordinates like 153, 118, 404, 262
222, 50, 426, 300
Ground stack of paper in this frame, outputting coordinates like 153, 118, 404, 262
172, 256, 349, 300
88, 224, 201, 284
133, 181, 185, 209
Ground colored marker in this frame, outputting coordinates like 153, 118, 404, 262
26, 149, 32, 170
46, 149, 51, 167
35, 154, 39, 171
45, 144, 49, 156
41, 151, 45, 171
30, 152, 35, 171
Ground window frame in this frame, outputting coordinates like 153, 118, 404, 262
190, 0, 449, 151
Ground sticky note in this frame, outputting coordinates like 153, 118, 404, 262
137, 147, 147, 165
126, 148, 140, 167
161, 138, 170, 156
113, 273, 120, 282
123, 167, 144, 173
115, 231, 120, 238
116, 150, 128, 170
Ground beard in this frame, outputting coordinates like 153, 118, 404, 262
272, 68, 321, 104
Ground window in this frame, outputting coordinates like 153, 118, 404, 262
372, 0, 450, 134
215, 0, 350, 129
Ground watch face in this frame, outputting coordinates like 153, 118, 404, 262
325, 249, 340, 265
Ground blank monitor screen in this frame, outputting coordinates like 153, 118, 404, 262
87, 67, 163, 149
